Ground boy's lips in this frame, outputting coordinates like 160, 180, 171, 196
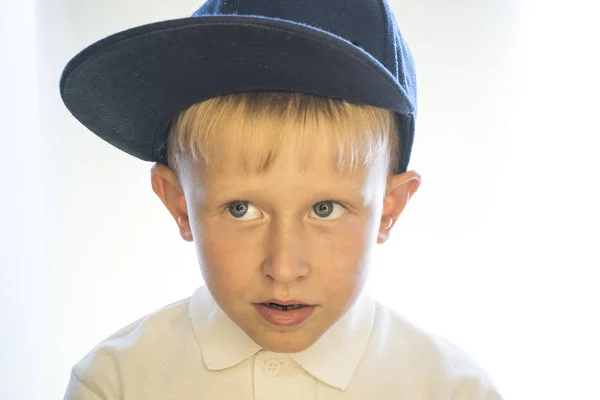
254, 302, 317, 327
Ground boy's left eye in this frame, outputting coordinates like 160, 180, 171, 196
224, 200, 347, 221
311, 201, 346, 220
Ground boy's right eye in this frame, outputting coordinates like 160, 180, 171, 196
225, 200, 263, 220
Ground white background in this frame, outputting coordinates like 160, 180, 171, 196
1, 0, 599, 398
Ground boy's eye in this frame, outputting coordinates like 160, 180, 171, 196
226, 201, 262, 220
225, 200, 346, 221
311, 201, 345, 220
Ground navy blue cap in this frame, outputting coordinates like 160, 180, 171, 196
60, 0, 417, 173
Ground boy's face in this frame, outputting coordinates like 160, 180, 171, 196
151, 128, 420, 353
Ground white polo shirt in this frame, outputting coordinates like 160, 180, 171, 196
64, 285, 502, 399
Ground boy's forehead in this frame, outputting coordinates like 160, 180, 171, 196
178, 114, 389, 199
183, 149, 386, 204
193, 159, 369, 190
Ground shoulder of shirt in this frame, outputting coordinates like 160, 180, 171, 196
70, 295, 194, 397
367, 300, 502, 399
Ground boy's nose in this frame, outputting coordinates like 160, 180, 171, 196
261, 224, 310, 283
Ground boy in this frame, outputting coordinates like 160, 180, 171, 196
60, 0, 502, 399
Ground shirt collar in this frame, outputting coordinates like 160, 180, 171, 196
189, 285, 262, 370
188, 285, 375, 391
288, 290, 375, 391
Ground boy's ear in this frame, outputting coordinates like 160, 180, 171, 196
377, 170, 421, 244
150, 163, 193, 242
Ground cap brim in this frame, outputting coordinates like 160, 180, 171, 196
60, 15, 413, 165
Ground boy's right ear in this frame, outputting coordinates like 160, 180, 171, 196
150, 163, 193, 242
151, 162, 182, 192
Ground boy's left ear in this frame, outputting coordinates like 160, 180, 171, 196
377, 170, 421, 244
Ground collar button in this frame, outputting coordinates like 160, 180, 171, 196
264, 359, 283, 376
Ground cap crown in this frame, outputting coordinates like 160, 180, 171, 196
193, 0, 416, 113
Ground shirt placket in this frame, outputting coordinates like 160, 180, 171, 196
253, 350, 317, 400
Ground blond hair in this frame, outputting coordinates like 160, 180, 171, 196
166, 91, 399, 180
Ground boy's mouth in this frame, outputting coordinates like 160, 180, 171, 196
264, 302, 307, 311
254, 300, 317, 327
258, 298, 313, 311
